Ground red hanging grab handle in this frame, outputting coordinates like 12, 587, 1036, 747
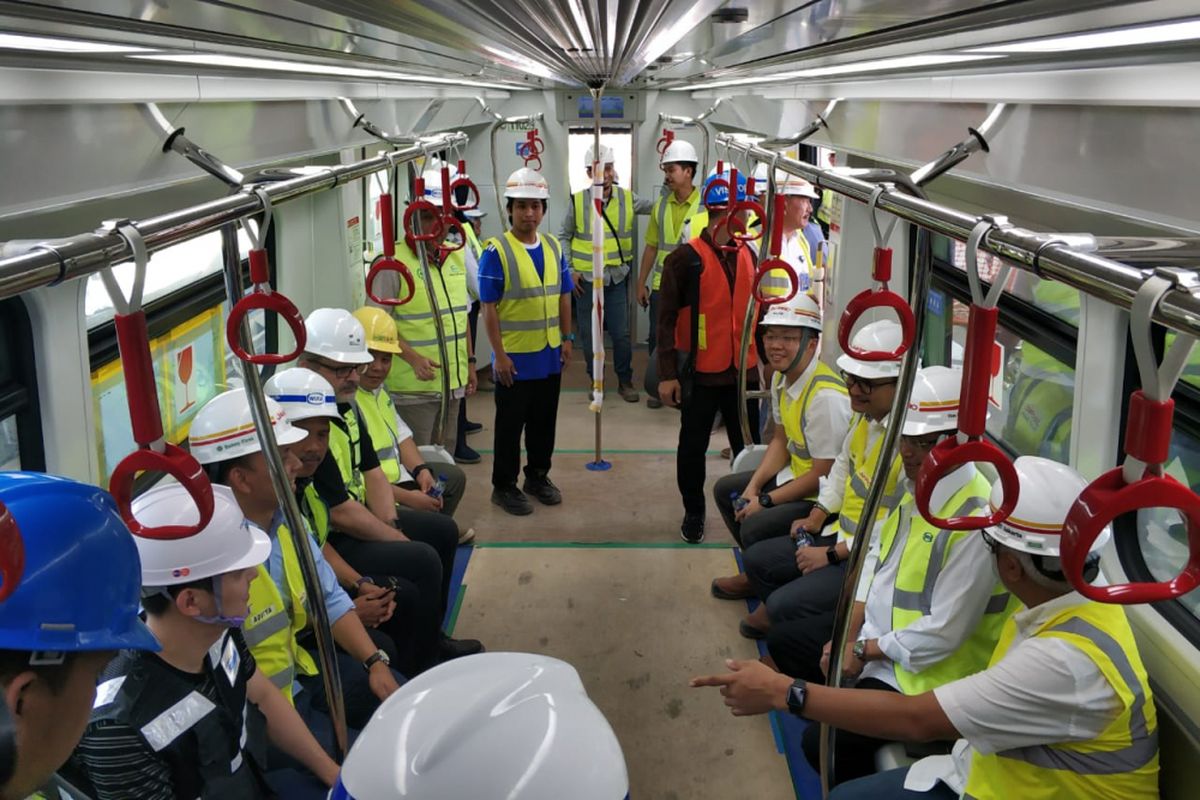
520, 129, 545, 171
1061, 272, 1200, 603
366, 191, 417, 307
437, 214, 467, 256
99, 223, 213, 540
403, 177, 446, 243
751, 196, 798, 306
0, 499, 26, 603
448, 159, 480, 211
914, 218, 1019, 531
726, 176, 765, 246
838, 184, 915, 361
656, 128, 675, 155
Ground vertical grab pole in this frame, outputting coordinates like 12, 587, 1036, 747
219, 221, 349, 761
588, 86, 610, 471
735, 150, 779, 448
491, 120, 507, 233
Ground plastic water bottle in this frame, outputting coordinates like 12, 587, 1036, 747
794, 529, 814, 549
428, 474, 448, 499
730, 491, 749, 512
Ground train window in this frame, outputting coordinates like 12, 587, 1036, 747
567, 130, 633, 195
0, 417, 18, 471
0, 297, 44, 471
942, 237, 1081, 325
84, 230, 251, 329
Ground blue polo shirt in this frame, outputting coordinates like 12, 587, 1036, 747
478, 236, 573, 381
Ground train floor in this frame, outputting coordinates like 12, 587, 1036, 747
443, 347, 822, 800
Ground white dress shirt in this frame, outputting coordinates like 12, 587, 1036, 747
817, 415, 898, 548
902, 591, 1123, 794
771, 358, 853, 485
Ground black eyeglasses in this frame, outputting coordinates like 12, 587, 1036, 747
311, 359, 368, 379
981, 530, 1001, 555
839, 371, 897, 395
899, 433, 945, 451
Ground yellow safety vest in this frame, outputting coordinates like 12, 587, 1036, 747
570, 186, 634, 274
964, 600, 1159, 800
1003, 343, 1073, 462
485, 230, 564, 355
817, 189, 833, 224
328, 405, 365, 503
650, 188, 707, 290
356, 386, 404, 485
777, 362, 848, 492
384, 239, 470, 394
243, 516, 319, 702
298, 482, 331, 547
463, 223, 483, 260
756, 229, 814, 299
877, 476, 1019, 694
834, 414, 905, 543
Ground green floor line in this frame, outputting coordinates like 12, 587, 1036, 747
475, 541, 731, 550
444, 582, 467, 636
473, 448, 723, 456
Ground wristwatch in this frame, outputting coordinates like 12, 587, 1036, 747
758, 493, 775, 509
411, 463, 432, 480
362, 649, 390, 672
826, 545, 841, 565
563, 333, 576, 342
786, 678, 808, 717
852, 639, 867, 662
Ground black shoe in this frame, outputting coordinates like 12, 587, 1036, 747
492, 486, 533, 516
739, 620, 767, 640
522, 476, 562, 505
646, 396, 663, 409
439, 635, 485, 662
680, 513, 705, 544
454, 443, 482, 464
464, 420, 483, 435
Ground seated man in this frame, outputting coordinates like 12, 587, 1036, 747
351, 306, 472, 543
75, 484, 339, 799
709, 293, 850, 591
739, 321, 906, 651
189, 389, 403, 734
693, 457, 1157, 800
296, 308, 481, 662
0, 472, 158, 800
267, 367, 444, 677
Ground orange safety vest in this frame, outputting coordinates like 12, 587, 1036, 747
674, 237, 759, 374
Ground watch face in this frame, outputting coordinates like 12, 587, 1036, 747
759, 494, 772, 508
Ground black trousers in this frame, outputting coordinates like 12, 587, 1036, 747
457, 301, 480, 439
802, 677, 900, 786
677, 382, 760, 516
492, 373, 562, 489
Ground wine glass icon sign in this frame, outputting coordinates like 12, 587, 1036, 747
177, 346, 195, 413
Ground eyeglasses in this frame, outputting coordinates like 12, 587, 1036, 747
311, 358, 368, 379
763, 332, 805, 346
839, 371, 897, 394
899, 433, 945, 451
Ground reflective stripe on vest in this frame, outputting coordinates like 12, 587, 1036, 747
486, 231, 564, 355
570, 187, 634, 272
385, 239, 470, 394
778, 364, 848, 486
139, 691, 217, 751
651, 189, 706, 290
356, 387, 403, 485
963, 602, 1159, 799
328, 406, 365, 502
878, 477, 1018, 694
835, 414, 905, 542
674, 237, 760, 375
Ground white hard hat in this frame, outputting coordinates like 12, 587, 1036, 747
901, 366, 962, 436
189, 389, 308, 464
264, 368, 339, 422
660, 139, 698, 165
419, 168, 451, 206
752, 162, 769, 194
777, 174, 820, 199
131, 484, 270, 588
761, 292, 822, 332
504, 167, 550, 200
585, 144, 615, 167
333, 652, 629, 799
986, 456, 1108, 558
836, 320, 904, 379
303, 308, 373, 365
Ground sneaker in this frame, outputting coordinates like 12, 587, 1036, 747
647, 396, 663, 409
491, 486, 533, 516
680, 513, 705, 544
454, 443, 482, 464
618, 383, 640, 403
522, 476, 562, 506
457, 526, 476, 545
439, 635, 485, 662
464, 420, 484, 435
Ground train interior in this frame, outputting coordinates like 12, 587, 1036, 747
2, 1, 1200, 797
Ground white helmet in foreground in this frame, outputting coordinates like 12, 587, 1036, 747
659, 139, 698, 165
264, 367, 339, 422
836, 320, 905, 380
585, 144, 615, 167
761, 292, 822, 332
332, 652, 628, 800
986, 456, 1109, 559
304, 307, 373, 365
504, 167, 550, 200
189, 390, 307, 464
900, 366, 962, 436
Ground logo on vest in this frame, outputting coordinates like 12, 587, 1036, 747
923, 531, 934, 543
249, 606, 276, 626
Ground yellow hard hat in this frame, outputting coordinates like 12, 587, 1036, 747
352, 306, 402, 354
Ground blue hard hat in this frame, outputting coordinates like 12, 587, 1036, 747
703, 169, 747, 207
0, 472, 159, 653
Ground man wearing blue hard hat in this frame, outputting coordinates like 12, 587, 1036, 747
656, 167, 763, 544
0, 472, 159, 800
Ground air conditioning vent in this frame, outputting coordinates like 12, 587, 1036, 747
711, 7, 749, 24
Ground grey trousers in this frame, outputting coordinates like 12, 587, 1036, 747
396, 462, 466, 518
391, 395, 462, 456
712, 470, 815, 550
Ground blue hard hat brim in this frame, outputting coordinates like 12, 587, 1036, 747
89, 618, 161, 652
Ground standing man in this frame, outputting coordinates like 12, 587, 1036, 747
455, 206, 488, 464
657, 168, 766, 544
479, 167, 573, 517
815, 151, 837, 240
0, 472, 159, 800
638, 138, 705, 408
692, 457, 1157, 800
776, 174, 823, 294
560, 143, 653, 402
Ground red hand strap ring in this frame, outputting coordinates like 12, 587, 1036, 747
520, 130, 545, 170
100, 223, 213, 540
367, 190, 417, 307
1062, 272, 1200, 603
752, 196, 798, 306
838, 184, 916, 361
0, 499, 25, 602
227, 188, 307, 365
726, 175, 764, 246
656, 128, 675, 155
404, 178, 446, 243
915, 217, 1018, 530
448, 159, 480, 211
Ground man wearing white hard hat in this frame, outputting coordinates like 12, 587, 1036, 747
735, 321, 907, 661
368, 170, 477, 458
76, 484, 339, 800
457, 205, 488, 464
560, 143, 653, 403
694, 456, 1158, 800
479, 167, 573, 516
638, 138, 707, 407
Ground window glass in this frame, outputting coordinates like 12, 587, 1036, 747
0, 416, 19, 471
937, 234, 1081, 325
85, 230, 251, 329
923, 295, 1075, 461
1138, 428, 1200, 618
567, 131, 634, 195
